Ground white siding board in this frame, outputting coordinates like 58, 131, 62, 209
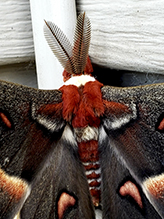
0, 0, 164, 75
77, 0, 164, 74
0, 0, 34, 65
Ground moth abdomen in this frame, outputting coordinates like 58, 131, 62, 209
78, 139, 101, 206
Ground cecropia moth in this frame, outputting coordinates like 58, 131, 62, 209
0, 12, 164, 219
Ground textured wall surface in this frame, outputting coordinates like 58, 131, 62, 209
77, 0, 164, 74
0, 0, 164, 75
0, 0, 34, 65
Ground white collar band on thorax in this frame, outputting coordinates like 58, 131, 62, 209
64, 75, 95, 87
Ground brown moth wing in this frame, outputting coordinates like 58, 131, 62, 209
100, 83, 164, 218
0, 80, 95, 219
20, 125, 95, 219
99, 130, 161, 219
0, 80, 63, 218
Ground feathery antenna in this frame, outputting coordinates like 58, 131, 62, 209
73, 12, 91, 74
44, 12, 91, 75
44, 20, 75, 74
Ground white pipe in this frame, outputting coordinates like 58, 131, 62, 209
30, 0, 77, 89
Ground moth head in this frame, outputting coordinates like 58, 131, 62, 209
44, 12, 92, 82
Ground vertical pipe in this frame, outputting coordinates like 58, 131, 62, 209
30, 0, 77, 89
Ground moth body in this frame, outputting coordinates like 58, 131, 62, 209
60, 75, 104, 206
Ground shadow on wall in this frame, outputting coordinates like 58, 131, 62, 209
0, 62, 37, 88
0, 62, 164, 89
93, 64, 164, 87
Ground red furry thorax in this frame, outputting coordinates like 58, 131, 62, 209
59, 80, 104, 128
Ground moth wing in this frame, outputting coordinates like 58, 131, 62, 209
0, 80, 94, 219
100, 84, 164, 218
0, 81, 63, 218
99, 124, 161, 219
20, 125, 95, 219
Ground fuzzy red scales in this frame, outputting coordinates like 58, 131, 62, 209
59, 75, 134, 207
59, 79, 104, 206
59, 80, 104, 127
